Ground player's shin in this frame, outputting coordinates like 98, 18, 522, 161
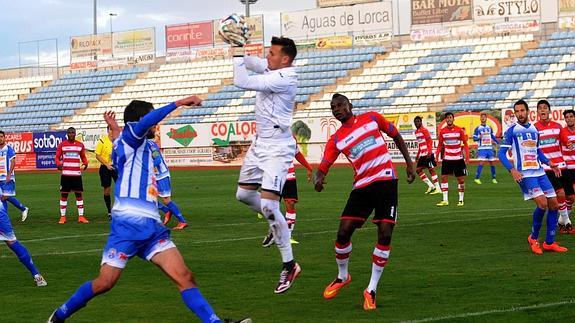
262, 199, 294, 265
236, 187, 262, 213
335, 241, 352, 280
458, 183, 465, 202
55, 281, 95, 320
441, 182, 448, 202
367, 244, 390, 292
167, 201, 187, 223
8, 241, 39, 276
545, 209, 559, 244
7, 197, 25, 211
531, 207, 545, 240
181, 288, 221, 323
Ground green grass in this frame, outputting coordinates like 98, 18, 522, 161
1, 166, 574, 322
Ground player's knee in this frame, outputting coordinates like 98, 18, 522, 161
336, 231, 352, 245
236, 187, 253, 203
261, 198, 279, 221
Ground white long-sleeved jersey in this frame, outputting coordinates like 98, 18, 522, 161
233, 56, 297, 139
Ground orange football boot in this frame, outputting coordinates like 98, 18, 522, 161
527, 235, 542, 255
542, 242, 568, 252
363, 289, 377, 311
78, 216, 89, 224
58, 216, 66, 224
173, 222, 188, 230
323, 274, 352, 299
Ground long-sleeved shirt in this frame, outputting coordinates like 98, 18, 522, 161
233, 56, 297, 139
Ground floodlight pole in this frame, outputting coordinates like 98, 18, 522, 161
110, 13, 117, 57
239, 0, 258, 17
93, 0, 97, 35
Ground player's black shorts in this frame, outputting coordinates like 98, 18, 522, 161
99, 165, 118, 188
417, 154, 437, 169
546, 170, 575, 195
341, 180, 398, 224
60, 175, 83, 193
282, 179, 298, 201
441, 159, 467, 177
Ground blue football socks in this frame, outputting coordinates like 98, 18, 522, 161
168, 201, 187, 223
545, 209, 558, 245
7, 197, 26, 211
181, 288, 220, 323
531, 207, 545, 240
55, 281, 95, 319
8, 241, 39, 276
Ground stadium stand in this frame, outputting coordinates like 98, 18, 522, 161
0, 75, 52, 128
1, 68, 146, 132
301, 34, 534, 117
61, 60, 228, 129
166, 46, 384, 124
447, 31, 575, 111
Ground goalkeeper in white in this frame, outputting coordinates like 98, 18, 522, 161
226, 25, 300, 294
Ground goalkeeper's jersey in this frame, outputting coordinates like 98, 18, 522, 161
233, 56, 297, 140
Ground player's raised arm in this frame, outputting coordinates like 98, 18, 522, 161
130, 96, 201, 139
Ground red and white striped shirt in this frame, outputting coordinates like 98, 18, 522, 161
437, 125, 467, 161
559, 126, 575, 169
55, 140, 88, 176
534, 120, 566, 170
318, 112, 397, 189
415, 126, 433, 158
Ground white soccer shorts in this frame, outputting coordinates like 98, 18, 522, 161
238, 136, 296, 195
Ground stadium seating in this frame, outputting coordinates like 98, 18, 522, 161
301, 34, 533, 118
1, 68, 145, 132
62, 60, 230, 129
166, 46, 384, 125
0, 75, 52, 126
447, 31, 575, 111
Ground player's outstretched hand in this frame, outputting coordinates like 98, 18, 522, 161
82, 163, 88, 171
176, 96, 202, 107
306, 169, 313, 182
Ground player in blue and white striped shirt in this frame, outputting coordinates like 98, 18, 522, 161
49, 96, 240, 323
148, 139, 188, 230
499, 100, 567, 255
473, 112, 499, 184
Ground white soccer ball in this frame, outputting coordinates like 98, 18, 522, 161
218, 13, 251, 46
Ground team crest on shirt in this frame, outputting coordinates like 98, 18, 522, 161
349, 136, 376, 158
107, 248, 117, 259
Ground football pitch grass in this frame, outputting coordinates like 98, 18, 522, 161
1, 165, 574, 322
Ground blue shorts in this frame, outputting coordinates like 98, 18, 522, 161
157, 177, 172, 197
519, 175, 556, 201
101, 217, 175, 269
0, 181, 16, 196
476, 149, 495, 161
0, 208, 16, 241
